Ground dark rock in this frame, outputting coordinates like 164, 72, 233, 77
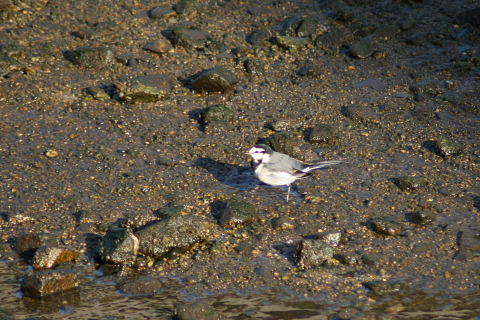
350, 37, 375, 59
135, 213, 218, 259
334, 253, 358, 265
411, 102, 436, 119
216, 197, 257, 229
201, 104, 234, 125
85, 86, 111, 101
32, 246, 79, 270
295, 238, 335, 270
267, 130, 304, 159
296, 60, 324, 78
392, 175, 427, 191
281, 15, 304, 36
246, 28, 271, 46
306, 124, 337, 144
281, 16, 321, 38
15, 233, 42, 254
315, 29, 350, 55
456, 7, 480, 28
272, 36, 309, 50
171, 27, 214, 50
143, 38, 173, 54
364, 280, 405, 295
173, 0, 198, 15
148, 6, 176, 19
432, 138, 464, 157
407, 210, 436, 225
22, 270, 80, 297
119, 74, 175, 103
341, 105, 380, 123
176, 302, 224, 320
361, 253, 381, 266
370, 216, 403, 236
243, 58, 265, 75
102, 226, 139, 264
64, 47, 114, 68
373, 24, 399, 41
191, 66, 238, 93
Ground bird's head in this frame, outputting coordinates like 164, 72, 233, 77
247, 144, 273, 162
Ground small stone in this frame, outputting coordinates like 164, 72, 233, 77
272, 36, 309, 50
143, 38, 173, 54
350, 37, 375, 59
22, 270, 80, 297
201, 104, 234, 125
306, 124, 337, 144
295, 238, 334, 270
148, 6, 176, 19
408, 210, 436, 225
119, 74, 175, 103
370, 216, 403, 236
32, 246, 79, 270
341, 105, 380, 123
392, 175, 427, 191
246, 28, 271, 46
216, 197, 257, 229
243, 58, 265, 75
271, 217, 295, 230
15, 233, 42, 254
85, 86, 110, 101
191, 66, 238, 93
173, 0, 198, 15
432, 138, 463, 157
171, 27, 213, 50
334, 253, 358, 265
318, 232, 343, 247
361, 253, 381, 266
176, 302, 225, 320
45, 149, 59, 158
364, 280, 405, 295
315, 28, 351, 55
267, 130, 304, 159
296, 60, 324, 78
64, 46, 114, 68
280, 16, 321, 38
102, 226, 139, 264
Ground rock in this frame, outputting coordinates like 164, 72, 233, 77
373, 24, 399, 41
295, 238, 335, 270
409, 80, 445, 97
64, 46, 114, 68
457, 227, 480, 257
392, 175, 427, 191
102, 226, 139, 264
271, 217, 295, 230
267, 130, 304, 159
148, 6, 176, 19
411, 102, 436, 120
143, 38, 173, 54
119, 276, 179, 296
201, 104, 234, 125
173, 0, 198, 15
119, 74, 175, 103
171, 27, 213, 50
370, 216, 403, 236
176, 302, 224, 320
216, 197, 257, 229
364, 280, 405, 295
456, 7, 480, 28
15, 233, 44, 261
85, 86, 111, 101
246, 28, 271, 46
407, 210, 436, 225
334, 253, 358, 265
281, 16, 321, 38
350, 37, 375, 59
190, 66, 238, 93
268, 119, 297, 132
341, 105, 380, 123
361, 253, 381, 266
318, 232, 343, 247
296, 60, 324, 78
243, 58, 265, 75
306, 124, 337, 144
22, 270, 80, 297
432, 138, 463, 157
272, 36, 309, 50
32, 246, 79, 270
135, 213, 218, 259
315, 28, 350, 55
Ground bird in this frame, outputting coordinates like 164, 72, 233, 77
247, 144, 343, 202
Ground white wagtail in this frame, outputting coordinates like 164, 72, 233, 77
247, 144, 343, 202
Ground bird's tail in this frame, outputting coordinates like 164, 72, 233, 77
303, 160, 344, 172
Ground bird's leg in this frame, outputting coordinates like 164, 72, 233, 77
286, 185, 291, 202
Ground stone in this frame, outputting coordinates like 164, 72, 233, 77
315, 28, 350, 55
102, 226, 139, 264
85, 86, 111, 101
32, 246, 79, 270
334, 253, 358, 265
370, 216, 403, 236
392, 175, 427, 191
407, 210, 436, 225
119, 74, 175, 103
191, 66, 238, 93
148, 6, 176, 19
246, 28, 271, 46
271, 217, 295, 230
171, 27, 213, 50
296, 60, 324, 78
341, 105, 380, 123
272, 36, 309, 50
64, 46, 114, 68
173, 0, 198, 15
281, 16, 321, 38
176, 302, 225, 320
201, 104, 234, 125
432, 138, 463, 157
267, 130, 304, 159
22, 270, 80, 297
306, 124, 337, 144
350, 37, 375, 59
143, 38, 173, 54
216, 197, 257, 229
135, 213, 218, 259
295, 238, 334, 270
457, 227, 480, 256
364, 280, 405, 295
243, 58, 265, 75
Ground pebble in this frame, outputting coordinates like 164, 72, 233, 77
191, 66, 238, 93
350, 37, 375, 59
143, 38, 173, 54
22, 270, 80, 297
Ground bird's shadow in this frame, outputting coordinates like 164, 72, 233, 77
193, 157, 257, 190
